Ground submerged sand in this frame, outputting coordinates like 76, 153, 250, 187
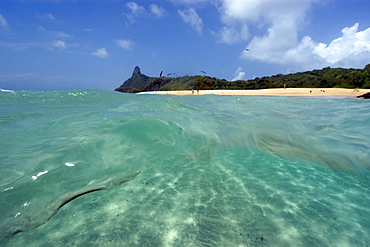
137, 88, 370, 97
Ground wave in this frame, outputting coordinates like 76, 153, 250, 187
0, 88, 15, 93
1, 89, 369, 240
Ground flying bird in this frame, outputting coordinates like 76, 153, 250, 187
160, 71, 163, 77
200, 70, 206, 75
245, 48, 250, 51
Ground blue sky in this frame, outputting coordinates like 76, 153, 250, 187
1, 0, 370, 90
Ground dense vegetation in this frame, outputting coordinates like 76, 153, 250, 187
115, 64, 370, 93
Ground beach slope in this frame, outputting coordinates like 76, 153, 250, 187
137, 88, 370, 97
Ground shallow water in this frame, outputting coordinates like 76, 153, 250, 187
1, 89, 370, 246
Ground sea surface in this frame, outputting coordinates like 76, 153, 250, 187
1, 89, 370, 246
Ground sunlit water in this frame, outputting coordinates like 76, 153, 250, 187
1, 89, 369, 246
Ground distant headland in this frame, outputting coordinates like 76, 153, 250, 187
114, 64, 370, 98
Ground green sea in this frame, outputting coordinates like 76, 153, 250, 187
1, 89, 370, 246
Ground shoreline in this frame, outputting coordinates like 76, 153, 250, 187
137, 88, 370, 97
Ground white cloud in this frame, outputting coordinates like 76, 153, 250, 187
37, 13, 64, 24
218, 0, 313, 46
126, 2, 145, 15
125, 2, 167, 24
0, 14, 9, 28
220, 0, 313, 23
241, 19, 301, 63
115, 39, 135, 50
125, 2, 146, 24
214, 0, 370, 70
150, 4, 167, 19
313, 23, 370, 64
169, 0, 211, 4
93, 48, 109, 59
38, 26, 72, 39
232, 67, 245, 81
52, 40, 67, 50
219, 24, 248, 44
51, 31, 71, 38
46, 14, 56, 21
243, 23, 370, 70
178, 8, 204, 35
211, 0, 370, 70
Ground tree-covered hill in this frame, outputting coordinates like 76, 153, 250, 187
115, 64, 370, 93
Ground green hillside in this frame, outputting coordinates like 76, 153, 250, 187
115, 64, 370, 93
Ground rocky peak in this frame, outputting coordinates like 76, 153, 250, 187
132, 66, 141, 76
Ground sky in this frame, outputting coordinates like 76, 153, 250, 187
1, 0, 370, 91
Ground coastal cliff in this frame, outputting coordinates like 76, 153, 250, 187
114, 66, 156, 93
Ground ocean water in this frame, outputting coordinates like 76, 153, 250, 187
0, 89, 370, 246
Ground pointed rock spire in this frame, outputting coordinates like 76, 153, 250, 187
132, 66, 141, 76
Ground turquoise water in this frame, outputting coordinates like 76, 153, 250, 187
1, 89, 370, 246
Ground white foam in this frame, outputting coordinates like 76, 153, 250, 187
31, 171, 48, 180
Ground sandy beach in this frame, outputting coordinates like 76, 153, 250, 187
137, 88, 370, 97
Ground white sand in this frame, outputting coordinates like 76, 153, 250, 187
137, 88, 370, 97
